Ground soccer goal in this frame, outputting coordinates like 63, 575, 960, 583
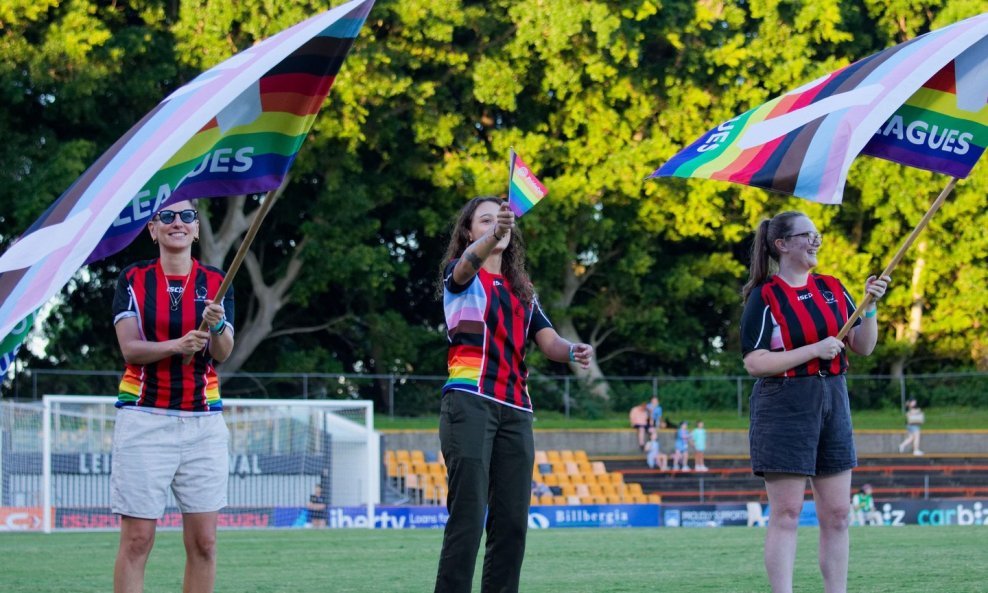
0, 396, 378, 533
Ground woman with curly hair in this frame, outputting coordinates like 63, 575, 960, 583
433, 196, 593, 593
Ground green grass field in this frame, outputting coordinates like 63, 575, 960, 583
375, 406, 988, 431
3, 526, 985, 592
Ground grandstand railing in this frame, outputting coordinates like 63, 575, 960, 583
14, 369, 988, 418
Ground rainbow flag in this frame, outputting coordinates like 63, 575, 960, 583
0, 0, 374, 377
861, 56, 988, 176
507, 149, 548, 217
650, 13, 988, 204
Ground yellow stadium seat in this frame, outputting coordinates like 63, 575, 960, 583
564, 461, 581, 475
591, 461, 607, 475
606, 494, 623, 504
648, 494, 662, 504
579, 473, 598, 485
590, 495, 607, 504
539, 494, 554, 505
576, 461, 593, 475
588, 484, 604, 498
561, 484, 577, 497
410, 450, 426, 464
575, 484, 591, 498
552, 495, 567, 505
559, 450, 575, 462
554, 474, 571, 486
543, 474, 559, 486
546, 451, 562, 463
608, 472, 624, 485
551, 462, 567, 475
573, 450, 589, 463
531, 495, 540, 506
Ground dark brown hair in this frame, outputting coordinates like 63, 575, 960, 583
436, 196, 534, 304
741, 211, 807, 303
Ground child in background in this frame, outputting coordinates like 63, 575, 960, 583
673, 420, 691, 471
691, 420, 708, 471
645, 433, 668, 470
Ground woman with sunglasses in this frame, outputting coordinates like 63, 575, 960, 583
110, 199, 234, 593
740, 211, 889, 593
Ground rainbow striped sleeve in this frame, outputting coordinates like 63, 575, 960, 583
443, 274, 488, 393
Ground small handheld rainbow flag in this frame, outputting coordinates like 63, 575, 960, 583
507, 149, 548, 217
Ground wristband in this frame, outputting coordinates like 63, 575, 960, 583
864, 307, 877, 319
568, 344, 577, 362
210, 319, 226, 334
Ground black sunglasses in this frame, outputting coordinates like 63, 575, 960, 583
155, 209, 198, 224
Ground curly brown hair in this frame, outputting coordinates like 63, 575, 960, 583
435, 196, 534, 304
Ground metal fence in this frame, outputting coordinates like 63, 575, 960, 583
9, 369, 988, 418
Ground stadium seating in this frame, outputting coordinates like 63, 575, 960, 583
607, 453, 988, 503
385, 448, 662, 506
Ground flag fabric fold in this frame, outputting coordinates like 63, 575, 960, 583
0, 0, 375, 376
507, 149, 548, 218
650, 12, 988, 204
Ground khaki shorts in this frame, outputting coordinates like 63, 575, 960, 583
111, 408, 229, 518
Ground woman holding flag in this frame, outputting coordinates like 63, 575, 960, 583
434, 196, 593, 593
740, 211, 889, 593
110, 199, 234, 593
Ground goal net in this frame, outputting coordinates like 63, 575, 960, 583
0, 396, 378, 532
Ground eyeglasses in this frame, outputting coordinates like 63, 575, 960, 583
154, 209, 198, 224
785, 231, 823, 243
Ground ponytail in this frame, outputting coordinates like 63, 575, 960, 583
742, 220, 772, 303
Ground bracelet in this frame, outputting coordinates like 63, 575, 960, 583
864, 307, 877, 319
568, 344, 577, 362
210, 319, 226, 334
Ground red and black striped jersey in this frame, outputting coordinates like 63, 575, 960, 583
112, 258, 234, 411
741, 274, 860, 377
442, 260, 553, 411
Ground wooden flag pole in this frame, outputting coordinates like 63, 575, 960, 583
836, 177, 959, 341
183, 189, 280, 365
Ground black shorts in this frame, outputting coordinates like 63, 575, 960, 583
748, 374, 857, 477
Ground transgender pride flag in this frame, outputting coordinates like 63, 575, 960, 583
507, 149, 548, 217
0, 0, 375, 376
651, 12, 988, 204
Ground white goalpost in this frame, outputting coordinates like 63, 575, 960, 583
1, 396, 378, 533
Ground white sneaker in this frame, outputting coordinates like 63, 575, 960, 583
913, 450, 924, 456
682, 466, 692, 472
898, 443, 907, 453
696, 465, 709, 472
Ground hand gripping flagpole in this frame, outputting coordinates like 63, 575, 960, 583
183, 187, 281, 365
836, 177, 959, 341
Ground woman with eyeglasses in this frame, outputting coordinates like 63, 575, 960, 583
740, 211, 889, 593
110, 199, 234, 593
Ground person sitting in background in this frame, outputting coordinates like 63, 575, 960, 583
851, 484, 883, 526
645, 433, 668, 470
629, 402, 650, 450
646, 396, 663, 438
531, 480, 552, 499
672, 420, 691, 471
